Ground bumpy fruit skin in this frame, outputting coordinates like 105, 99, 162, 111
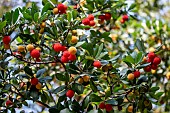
93, 61, 101, 68
151, 64, 158, 70
147, 52, 155, 60
98, 15, 105, 21
71, 36, 78, 44
72, 30, 77, 35
99, 102, 105, 109
36, 82, 42, 90
122, 14, 129, 21
127, 105, 133, 112
31, 77, 39, 85
82, 18, 90, 25
63, 51, 70, 57
18, 45, 25, 52
78, 78, 84, 84
26, 44, 34, 51
68, 46, 77, 55
105, 104, 113, 112
30, 49, 40, 58
3, 36, 11, 44
89, 20, 95, 26
152, 56, 161, 65
6, 100, 13, 106
144, 65, 151, 72
66, 90, 75, 98
53, 43, 63, 52
127, 73, 134, 80
104, 13, 111, 20
82, 75, 90, 82
120, 19, 125, 24
57, 3, 67, 14
87, 14, 94, 21
39, 28, 44, 34
133, 71, 140, 78
40, 22, 46, 28
61, 56, 69, 63
68, 54, 76, 61
53, 8, 58, 14
4, 44, 10, 50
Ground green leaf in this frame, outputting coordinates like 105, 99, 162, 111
68, 64, 80, 71
128, 3, 136, 11
135, 39, 145, 52
72, 83, 84, 94
155, 92, 164, 98
42, 2, 53, 15
0, 21, 7, 33
24, 66, 33, 76
13, 8, 19, 24
97, 52, 108, 59
36, 68, 46, 78
135, 52, 143, 64
67, 12, 72, 22
23, 13, 32, 20
149, 87, 159, 92
89, 79, 97, 93
34, 12, 39, 22
123, 55, 135, 64
95, 43, 103, 59
72, 10, 78, 20
82, 43, 93, 56
55, 73, 65, 81
75, 41, 86, 47
53, 85, 66, 94
89, 94, 102, 102
106, 99, 118, 105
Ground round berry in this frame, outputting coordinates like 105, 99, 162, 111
6, 100, 13, 106
68, 54, 76, 61
61, 46, 67, 52
147, 52, 155, 60
57, 3, 67, 14
98, 15, 105, 21
53, 8, 58, 14
61, 56, 69, 63
152, 56, 161, 65
26, 44, 34, 51
99, 102, 105, 109
53, 43, 63, 52
68, 46, 77, 55
66, 90, 75, 98
30, 49, 40, 58
18, 45, 25, 52
93, 61, 101, 68
87, 14, 94, 21
105, 104, 112, 112
133, 71, 140, 78
144, 65, 151, 72
31, 77, 39, 85
127, 73, 134, 80
151, 64, 158, 70
3, 36, 11, 44
120, 19, 125, 24
82, 18, 90, 25
63, 51, 70, 57
127, 105, 133, 112
82, 75, 90, 82
89, 20, 95, 26
122, 14, 129, 21
104, 13, 111, 20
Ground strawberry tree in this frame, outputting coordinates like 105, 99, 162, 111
0, 0, 169, 113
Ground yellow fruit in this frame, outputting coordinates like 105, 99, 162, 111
151, 69, 156, 74
39, 28, 44, 34
72, 30, 77, 35
127, 73, 134, 80
40, 22, 46, 28
149, 47, 155, 52
78, 78, 84, 84
53, 8, 58, 14
71, 36, 78, 44
18, 45, 25, 52
36, 47, 41, 51
166, 72, 170, 80
26, 44, 34, 51
36, 82, 42, 90
82, 75, 90, 82
127, 105, 133, 112
51, 22, 55, 26
4, 44, 10, 50
68, 46, 77, 55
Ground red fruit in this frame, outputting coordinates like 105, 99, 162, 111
105, 104, 113, 112
6, 100, 13, 106
36, 58, 41, 62
30, 49, 40, 58
88, 14, 94, 21
61, 46, 67, 52
99, 102, 105, 109
53, 43, 63, 52
120, 19, 125, 24
63, 51, 70, 57
151, 64, 158, 70
122, 14, 128, 21
153, 56, 161, 65
147, 52, 155, 60
98, 15, 105, 21
61, 56, 69, 63
82, 18, 90, 25
57, 3, 67, 14
31, 77, 39, 85
73, 5, 77, 9
3, 36, 11, 44
89, 20, 95, 26
68, 54, 76, 61
133, 71, 140, 78
144, 65, 151, 72
104, 13, 111, 20
66, 90, 75, 98
93, 61, 101, 68
147, 58, 152, 63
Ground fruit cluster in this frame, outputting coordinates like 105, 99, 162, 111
98, 12, 112, 24
127, 70, 140, 80
52, 43, 77, 63
99, 102, 113, 112
82, 14, 95, 26
144, 52, 161, 72
120, 14, 129, 24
